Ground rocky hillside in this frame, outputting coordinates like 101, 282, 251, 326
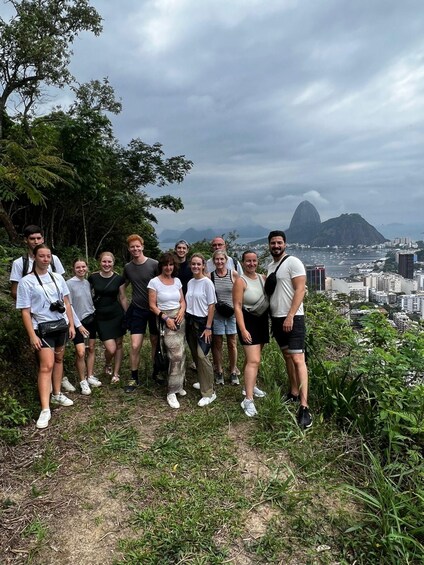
310, 213, 387, 246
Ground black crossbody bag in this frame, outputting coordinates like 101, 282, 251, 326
264, 255, 290, 297
33, 272, 69, 337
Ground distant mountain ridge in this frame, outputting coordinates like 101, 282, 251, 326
160, 223, 269, 243
250, 201, 387, 246
160, 201, 388, 246
310, 213, 387, 246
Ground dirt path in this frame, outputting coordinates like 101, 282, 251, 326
1, 381, 296, 565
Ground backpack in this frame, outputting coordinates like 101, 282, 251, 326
22, 254, 56, 277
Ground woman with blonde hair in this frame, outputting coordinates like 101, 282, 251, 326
88, 252, 126, 384
210, 249, 239, 386
66, 258, 102, 395
185, 253, 217, 406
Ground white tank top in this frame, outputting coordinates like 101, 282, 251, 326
241, 275, 265, 308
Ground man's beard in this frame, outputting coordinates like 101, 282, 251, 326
270, 248, 284, 258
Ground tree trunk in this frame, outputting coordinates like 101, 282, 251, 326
0, 200, 20, 242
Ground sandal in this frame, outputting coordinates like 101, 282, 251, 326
105, 364, 112, 376
111, 374, 120, 384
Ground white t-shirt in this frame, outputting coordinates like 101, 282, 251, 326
267, 256, 306, 317
186, 277, 216, 317
147, 277, 182, 310
16, 272, 70, 329
10, 254, 65, 282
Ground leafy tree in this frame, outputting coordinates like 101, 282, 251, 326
0, 0, 102, 240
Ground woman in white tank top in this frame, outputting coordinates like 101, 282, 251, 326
233, 251, 269, 418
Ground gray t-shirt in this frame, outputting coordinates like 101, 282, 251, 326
123, 258, 158, 309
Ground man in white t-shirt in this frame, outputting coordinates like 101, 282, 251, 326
267, 230, 312, 430
10, 225, 65, 300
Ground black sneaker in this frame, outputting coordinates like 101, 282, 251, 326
297, 406, 312, 429
214, 372, 225, 385
124, 379, 139, 393
285, 391, 300, 403
230, 373, 240, 386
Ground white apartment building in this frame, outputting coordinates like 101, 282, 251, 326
364, 273, 402, 293
331, 278, 369, 301
415, 271, 424, 291
398, 294, 424, 317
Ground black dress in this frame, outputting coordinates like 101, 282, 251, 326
88, 273, 125, 341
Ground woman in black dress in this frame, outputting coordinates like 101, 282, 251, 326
88, 252, 126, 384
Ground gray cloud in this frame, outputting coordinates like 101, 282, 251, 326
25, 0, 424, 234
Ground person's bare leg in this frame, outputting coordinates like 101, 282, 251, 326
113, 337, 124, 376
52, 346, 65, 394
227, 334, 238, 373
86, 339, 96, 377
212, 335, 224, 373
290, 352, 308, 406
130, 333, 144, 370
38, 349, 54, 409
243, 344, 261, 399
282, 350, 299, 396
75, 343, 86, 381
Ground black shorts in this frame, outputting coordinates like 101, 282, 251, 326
73, 316, 97, 346
237, 309, 269, 346
126, 304, 158, 336
271, 316, 305, 353
36, 329, 68, 349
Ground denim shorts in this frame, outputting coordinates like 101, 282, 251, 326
213, 313, 237, 335
271, 315, 306, 353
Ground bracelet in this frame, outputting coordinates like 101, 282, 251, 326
205, 326, 212, 330
163, 316, 169, 321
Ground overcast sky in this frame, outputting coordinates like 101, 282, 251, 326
15, 0, 424, 236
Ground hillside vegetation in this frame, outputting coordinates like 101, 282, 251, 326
0, 245, 423, 564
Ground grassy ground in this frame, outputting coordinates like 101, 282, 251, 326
0, 339, 362, 565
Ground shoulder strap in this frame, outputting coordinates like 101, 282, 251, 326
211, 271, 215, 285
274, 254, 290, 276
51, 256, 56, 272
22, 254, 29, 277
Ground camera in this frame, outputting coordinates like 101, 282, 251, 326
50, 300, 66, 313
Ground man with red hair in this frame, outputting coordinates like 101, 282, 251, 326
121, 235, 159, 392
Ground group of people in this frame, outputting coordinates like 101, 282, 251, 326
10, 226, 312, 431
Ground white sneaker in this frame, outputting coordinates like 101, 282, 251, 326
80, 379, 91, 395
242, 386, 267, 398
198, 393, 217, 407
51, 392, 74, 407
192, 382, 200, 390
87, 375, 102, 387
61, 377, 76, 393
167, 393, 180, 409
36, 409, 51, 429
177, 389, 187, 396
241, 398, 258, 417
